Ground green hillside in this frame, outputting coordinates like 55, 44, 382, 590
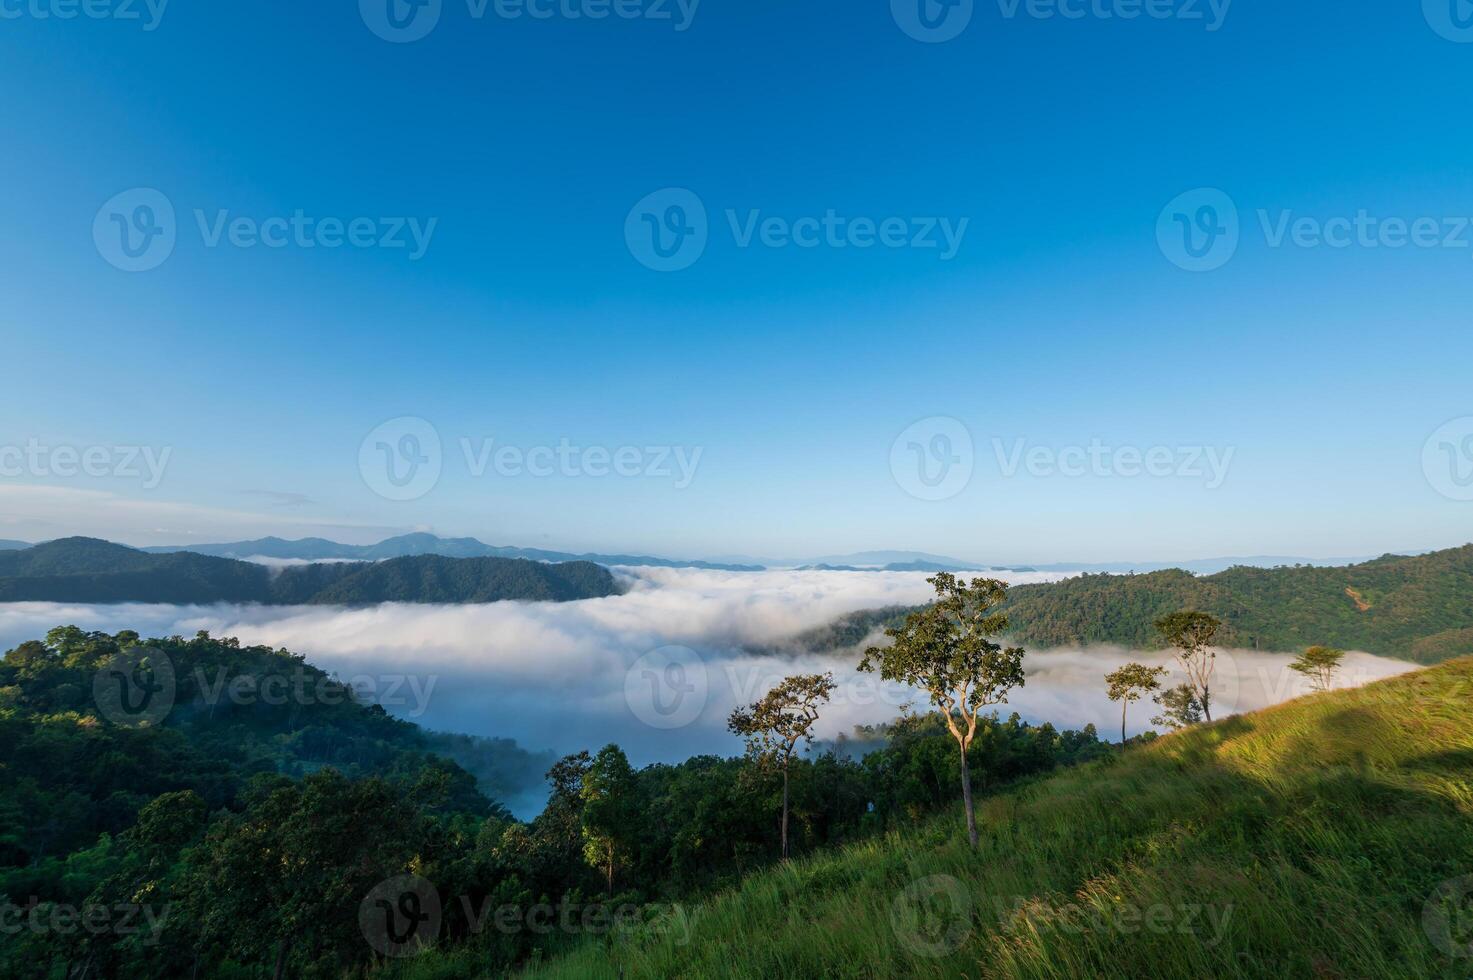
521, 659, 1473, 979
794, 546, 1473, 662
0, 538, 620, 605
1000, 546, 1473, 660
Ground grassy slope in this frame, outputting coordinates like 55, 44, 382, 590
521, 660, 1473, 979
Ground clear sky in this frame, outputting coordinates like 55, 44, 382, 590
2, 0, 1471, 563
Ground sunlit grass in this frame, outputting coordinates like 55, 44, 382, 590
501, 659, 1473, 979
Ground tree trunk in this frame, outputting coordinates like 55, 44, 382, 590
780, 761, 790, 860
1202, 685, 1212, 722
606, 841, 614, 895
958, 741, 978, 848
272, 938, 289, 980
1120, 701, 1128, 750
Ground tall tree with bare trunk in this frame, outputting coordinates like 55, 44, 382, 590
860, 574, 1025, 848
1154, 611, 1223, 722
1104, 662, 1167, 749
728, 672, 836, 860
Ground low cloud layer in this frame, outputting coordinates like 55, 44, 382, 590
0, 567, 1416, 801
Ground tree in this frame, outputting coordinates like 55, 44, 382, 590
1154, 611, 1223, 721
860, 574, 1025, 848
1104, 663, 1167, 749
1151, 684, 1203, 730
580, 744, 638, 893
182, 771, 429, 979
1288, 645, 1345, 692
728, 672, 836, 859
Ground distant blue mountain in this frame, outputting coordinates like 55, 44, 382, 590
0, 540, 29, 551
144, 533, 764, 571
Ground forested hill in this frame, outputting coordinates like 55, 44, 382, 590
795, 545, 1473, 663
1000, 546, 1473, 661
0, 537, 619, 605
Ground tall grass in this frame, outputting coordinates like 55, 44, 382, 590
509, 659, 1473, 979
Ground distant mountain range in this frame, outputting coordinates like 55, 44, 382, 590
795, 560, 1029, 573
0, 538, 619, 605
725, 549, 1375, 575
0, 534, 1407, 578
141, 533, 763, 571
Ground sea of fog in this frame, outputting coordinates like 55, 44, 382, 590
0, 567, 1415, 814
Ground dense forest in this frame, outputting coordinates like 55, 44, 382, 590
0, 628, 1107, 978
792, 546, 1473, 663
0, 538, 620, 605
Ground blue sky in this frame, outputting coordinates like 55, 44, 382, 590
1, 0, 1471, 563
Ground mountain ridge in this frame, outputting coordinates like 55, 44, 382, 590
143, 532, 763, 571
0, 537, 619, 605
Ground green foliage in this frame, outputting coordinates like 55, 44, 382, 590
581, 745, 638, 893
0, 627, 1106, 979
1002, 546, 1473, 660
1104, 662, 1168, 747
862, 574, 1027, 847
860, 574, 1026, 747
727, 673, 836, 767
1151, 684, 1203, 730
729, 673, 837, 859
1287, 645, 1347, 692
1155, 610, 1223, 721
